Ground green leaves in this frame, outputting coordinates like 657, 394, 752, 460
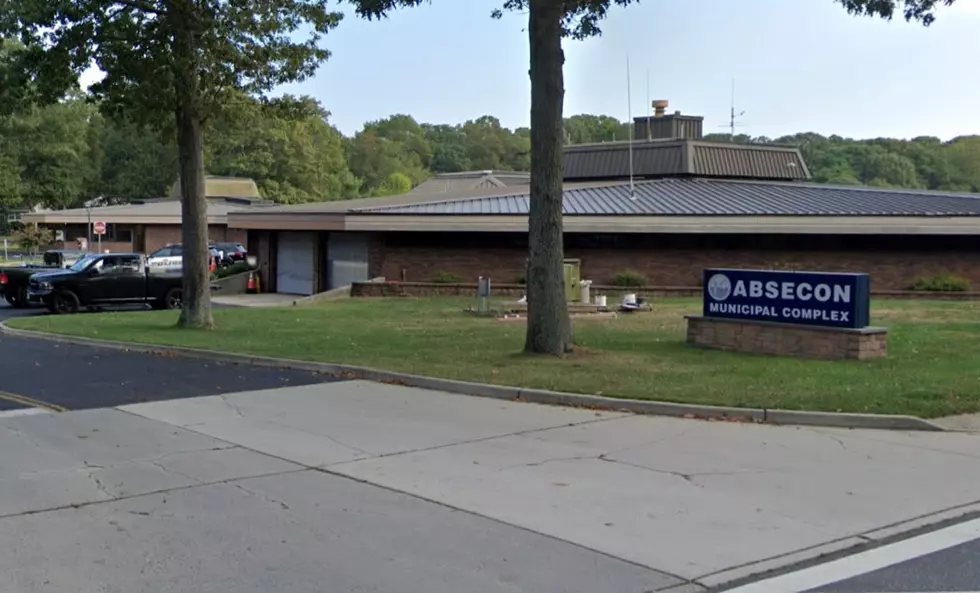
834, 0, 955, 25
1, 0, 344, 124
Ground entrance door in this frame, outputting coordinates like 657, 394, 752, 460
327, 233, 369, 289
276, 232, 315, 295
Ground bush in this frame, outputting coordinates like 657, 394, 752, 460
611, 270, 647, 287
12, 225, 54, 255
909, 274, 970, 292
213, 261, 253, 279
430, 271, 462, 284
516, 276, 526, 285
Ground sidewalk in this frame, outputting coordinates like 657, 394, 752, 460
117, 380, 980, 588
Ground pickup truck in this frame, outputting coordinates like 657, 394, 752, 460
27, 252, 186, 314
0, 250, 90, 308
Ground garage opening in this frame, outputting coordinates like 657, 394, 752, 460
276, 232, 315, 295
327, 233, 369, 289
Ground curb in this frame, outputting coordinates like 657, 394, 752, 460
0, 322, 945, 432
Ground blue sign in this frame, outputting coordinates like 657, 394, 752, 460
703, 269, 870, 329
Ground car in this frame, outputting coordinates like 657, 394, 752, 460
27, 252, 187, 314
146, 244, 218, 273
211, 242, 248, 266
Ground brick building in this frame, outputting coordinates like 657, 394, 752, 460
231, 176, 980, 295
226, 103, 980, 296
23, 176, 270, 253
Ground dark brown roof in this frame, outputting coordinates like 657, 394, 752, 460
563, 140, 810, 182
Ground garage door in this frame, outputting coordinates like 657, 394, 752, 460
327, 233, 369, 289
276, 232, 315, 295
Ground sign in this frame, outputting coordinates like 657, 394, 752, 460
703, 268, 870, 329
93, 221, 106, 236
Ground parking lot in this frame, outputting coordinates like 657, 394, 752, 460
0, 301, 338, 414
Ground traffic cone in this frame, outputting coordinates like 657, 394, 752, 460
247, 272, 257, 293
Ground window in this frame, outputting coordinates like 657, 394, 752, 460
99, 224, 133, 243
101, 255, 142, 274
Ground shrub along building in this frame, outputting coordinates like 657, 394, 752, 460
24, 176, 271, 253
230, 102, 980, 297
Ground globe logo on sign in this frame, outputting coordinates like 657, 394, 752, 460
707, 273, 732, 301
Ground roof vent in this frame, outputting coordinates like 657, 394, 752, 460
652, 100, 669, 118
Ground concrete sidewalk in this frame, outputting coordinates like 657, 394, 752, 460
116, 380, 980, 588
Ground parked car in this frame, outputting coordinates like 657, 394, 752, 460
27, 253, 187, 314
0, 250, 90, 308
211, 242, 247, 266
147, 244, 218, 273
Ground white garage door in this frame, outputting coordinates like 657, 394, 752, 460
327, 233, 369, 290
276, 232, 315, 295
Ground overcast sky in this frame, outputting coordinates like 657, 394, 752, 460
81, 0, 980, 141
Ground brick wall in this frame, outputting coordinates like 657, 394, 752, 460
373, 232, 980, 291
686, 316, 888, 360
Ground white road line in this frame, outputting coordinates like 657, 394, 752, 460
722, 517, 980, 593
0, 408, 51, 418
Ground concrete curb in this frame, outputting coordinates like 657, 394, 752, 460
0, 322, 945, 432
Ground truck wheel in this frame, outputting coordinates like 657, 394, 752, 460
49, 291, 80, 315
11, 287, 28, 309
162, 287, 183, 310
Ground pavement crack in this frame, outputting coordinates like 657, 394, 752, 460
146, 459, 203, 484
0, 423, 44, 449
264, 419, 375, 458
598, 456, 704, 487
234, 483, 290, 510
87, 470, 113, 499
495, 455, 594, 472
326, 414, 627, 468
219, 395, 246, 418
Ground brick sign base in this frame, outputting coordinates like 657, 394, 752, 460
685, 316, 888, 360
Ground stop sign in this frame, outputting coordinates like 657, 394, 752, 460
93, 221, 106, 236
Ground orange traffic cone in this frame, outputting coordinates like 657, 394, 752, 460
247, 272, 257, 293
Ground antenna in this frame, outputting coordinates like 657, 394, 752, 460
720, 77, 747, 139
645, 69, 651, 141
627, 56, 636, 200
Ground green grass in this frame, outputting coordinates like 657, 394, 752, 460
10, 298, 980, 418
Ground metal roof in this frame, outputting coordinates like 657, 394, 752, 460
410, 170, 530, 195
355, 178, 980, 217
562, 140, 810, 181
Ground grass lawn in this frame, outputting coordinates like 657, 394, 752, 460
9, 297, 980, 418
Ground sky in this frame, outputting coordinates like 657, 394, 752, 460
80, 0, 980, 141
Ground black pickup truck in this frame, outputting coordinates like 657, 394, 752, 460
0, 250, 89, 308
27, 252, 186, 314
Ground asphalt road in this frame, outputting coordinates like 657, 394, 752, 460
0, 301, 339, 413
812, 536, 980, 592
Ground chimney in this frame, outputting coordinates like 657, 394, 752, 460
633, 99, 704, 141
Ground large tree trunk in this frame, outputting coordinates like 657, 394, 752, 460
172, 4, 214, 329
524, 0, 572, 355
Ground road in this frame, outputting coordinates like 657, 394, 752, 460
0, 301, 337, 413
723, 516, 980, 593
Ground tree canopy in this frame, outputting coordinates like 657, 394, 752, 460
3, 103, 980, 216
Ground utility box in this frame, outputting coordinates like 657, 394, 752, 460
524, 258, 582, 302
563, 259, 581, 301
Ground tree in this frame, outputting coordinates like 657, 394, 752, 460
1, 0, 342, 329
348, 0, 639, 356
835, 0, 955, 24
12, 224, 53, 255
208, 93, 361, 203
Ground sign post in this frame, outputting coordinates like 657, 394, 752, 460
703, 268, 870, 329
93, 221, 106, 253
